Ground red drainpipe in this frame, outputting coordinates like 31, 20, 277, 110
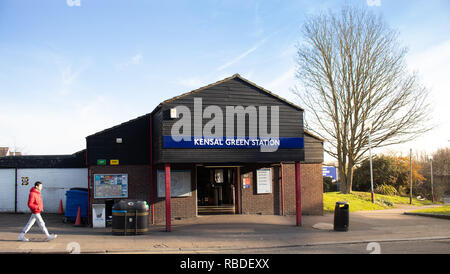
149, 114, 155, 224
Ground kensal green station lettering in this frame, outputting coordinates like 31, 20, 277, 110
194, 137, 280, 147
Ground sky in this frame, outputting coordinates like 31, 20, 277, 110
0, 0, 449, 163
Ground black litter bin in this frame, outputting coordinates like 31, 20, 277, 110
112, 200, 150, 235
334, 201, 349, 231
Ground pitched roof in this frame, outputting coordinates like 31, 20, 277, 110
0, 150, 86, 168
158, 73, 304, 111
86, 74, 304, 138
86, 113, 150, 138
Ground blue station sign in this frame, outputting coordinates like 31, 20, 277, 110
163, 136, 304, 149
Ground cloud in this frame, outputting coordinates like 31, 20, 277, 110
252, 3, 264, 37
59, 63, 89, 95
116, 53, 143, 70
263, 67, 298, 103
66, 0, 81, 7
130, 53, 143, 65
266, 67, 296, 91
388, 39, 450, 155
43, 50, 91, 96
407, 39, 450, 120
366, 0, 381, 7
217, 37, 268, 71
0, 94, 138, 155
178, 77, 206, 88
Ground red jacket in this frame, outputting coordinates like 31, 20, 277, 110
28, 187, 43, 214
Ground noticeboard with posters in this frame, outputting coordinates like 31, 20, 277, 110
256, 168, 272, 194
94, 174, 128, 198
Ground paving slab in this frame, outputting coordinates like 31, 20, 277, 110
0, 205, 448, 253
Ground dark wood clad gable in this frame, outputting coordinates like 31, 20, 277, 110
85, 74, 324, 165
153, 77, 307, 164
87, 114, 150, 165
160, 78, 303, 137
304, 132, 324, 163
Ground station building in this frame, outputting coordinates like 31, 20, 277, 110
86, 74, 324, 228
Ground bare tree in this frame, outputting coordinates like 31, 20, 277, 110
293, 5, 432, 193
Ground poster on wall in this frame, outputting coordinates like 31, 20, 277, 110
157, 170, 192, 198
94, 174, 128, 198
243, 177, 251, 189
21, 177, 29, 186
214, 169, 224, 183
256, 168, 272, 194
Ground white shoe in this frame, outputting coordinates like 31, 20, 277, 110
46, 234, 57, 241
18, 233, 29, 242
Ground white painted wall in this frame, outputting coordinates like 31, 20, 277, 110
16, 169, 87, 213
0, 169, 15, 212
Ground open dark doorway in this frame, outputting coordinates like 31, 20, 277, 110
197, 166, 235, 215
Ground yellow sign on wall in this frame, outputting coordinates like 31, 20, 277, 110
110, 159, 119, 165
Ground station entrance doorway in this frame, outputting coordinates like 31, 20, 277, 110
196, 166, 237, 215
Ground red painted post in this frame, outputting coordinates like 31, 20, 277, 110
234, 167, 239, 214
149, 114, 155, 224
150, 167, 154, 224
85, 143, 91, 226
280, 162, 284, 216
295, 162, 302, 226
165, 163, 171, 232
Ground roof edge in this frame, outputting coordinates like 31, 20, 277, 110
158, 73, 304, 111
86, 113, 151, 139
85, 73, 305, 139
304, 130, 325, 142
233, 74, 304, 111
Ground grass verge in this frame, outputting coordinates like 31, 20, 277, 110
323, 191, 435, 213
409, 205, 450, 215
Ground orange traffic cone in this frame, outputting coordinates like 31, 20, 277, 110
58, 200, 64, 214
74, 206, 82, 226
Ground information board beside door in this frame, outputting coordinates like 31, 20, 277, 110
256, 168, 272, 194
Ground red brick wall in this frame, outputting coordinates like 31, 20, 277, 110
301, 163, 323, 215
88, 164, 197, 225
240, 166, 280, 215
151, 164, 197, 224
281, 163, 323, 215
88, 162, 322, 225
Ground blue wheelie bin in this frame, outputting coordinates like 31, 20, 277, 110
64, 188, 88, 223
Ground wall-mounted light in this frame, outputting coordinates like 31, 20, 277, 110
170, 108, 177, 119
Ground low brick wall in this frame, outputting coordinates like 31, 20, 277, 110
281, 163, 323, 216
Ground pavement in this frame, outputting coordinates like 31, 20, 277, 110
0, 204, 449, 254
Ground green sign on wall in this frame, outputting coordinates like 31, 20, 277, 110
97, 159, 106, 165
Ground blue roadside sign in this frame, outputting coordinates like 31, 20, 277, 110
322, 166, 337, 181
